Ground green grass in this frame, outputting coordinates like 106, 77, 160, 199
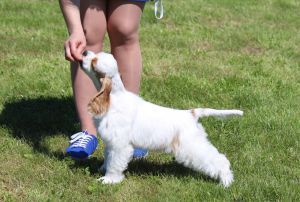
0, 0, 299, 201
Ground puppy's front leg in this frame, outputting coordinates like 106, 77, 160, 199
97, 144, 134, 184
99, 146, 109, 174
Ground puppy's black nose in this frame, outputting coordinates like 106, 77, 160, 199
82, 50, 88, 56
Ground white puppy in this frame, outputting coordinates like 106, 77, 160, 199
81, 51, 243, 187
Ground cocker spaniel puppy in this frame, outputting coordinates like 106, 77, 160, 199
81, 51, 243, 187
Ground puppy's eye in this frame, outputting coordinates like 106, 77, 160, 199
82, 50, 88, 56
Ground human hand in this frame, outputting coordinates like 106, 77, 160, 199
64, 31, 86, 62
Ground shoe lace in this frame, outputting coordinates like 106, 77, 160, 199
69, 131, 93, 148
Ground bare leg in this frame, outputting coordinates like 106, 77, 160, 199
107, 0, 145, 93
106, 0, 148, 158
71, 0, 107, 135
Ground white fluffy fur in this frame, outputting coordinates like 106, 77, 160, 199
81, 51, 243, 187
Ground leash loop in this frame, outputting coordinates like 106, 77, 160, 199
154, 0, 164, 19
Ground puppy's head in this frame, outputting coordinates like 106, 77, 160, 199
81, 51, 118, 79
81, 51, 117, 117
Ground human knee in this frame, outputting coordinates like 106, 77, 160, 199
83, 25, 106, 51
80, 0, 107, 51
81, 13, 106, 51
108, 21, 139, 45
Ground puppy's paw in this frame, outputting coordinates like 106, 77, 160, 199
219, 170, 234, 188
97, 174, 124, 184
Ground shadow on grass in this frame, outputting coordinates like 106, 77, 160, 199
0, 97, 78, 159
0, 97, 212, 182
127, 159, 212, 182
70, 157, 212, 183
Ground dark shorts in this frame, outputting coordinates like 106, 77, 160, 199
130, 0, 149, 2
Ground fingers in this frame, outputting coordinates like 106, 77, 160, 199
64, 41, 75, 62
76, 42, 86, 61
70, 41, 80, 61
64, 38, 86, 62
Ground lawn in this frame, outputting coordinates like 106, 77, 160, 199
0, 0, 299, 201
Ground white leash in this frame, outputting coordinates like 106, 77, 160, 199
154, 0, 164, 19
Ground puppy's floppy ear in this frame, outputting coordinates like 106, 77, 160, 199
88, 76, 112, 116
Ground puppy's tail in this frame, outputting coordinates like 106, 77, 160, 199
191, 108, 243, 119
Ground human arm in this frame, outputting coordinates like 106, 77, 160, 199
59, 0, 86, 61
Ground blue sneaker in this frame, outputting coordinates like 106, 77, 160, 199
66, 130, 98, 159
133, 148, 148, 159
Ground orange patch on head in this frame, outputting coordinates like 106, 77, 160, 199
88, 76, 112, 116
91, 57, 106, 79
91, 57, 98, 69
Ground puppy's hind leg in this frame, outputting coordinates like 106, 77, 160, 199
173, 134, 233, 187
98, 144, 134, 184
